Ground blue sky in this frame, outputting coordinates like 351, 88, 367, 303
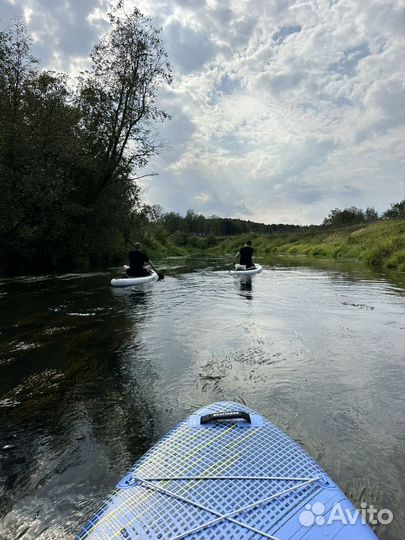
1, 0, 404, 224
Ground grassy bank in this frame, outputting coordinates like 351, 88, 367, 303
206, 220, 405, 272
13, 219, 400, 275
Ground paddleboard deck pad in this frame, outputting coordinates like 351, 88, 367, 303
77, 402, 377, 539
230, 264, 263, 276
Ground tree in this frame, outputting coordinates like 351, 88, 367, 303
364, 207, 379, 222
162, 212, 184, 234
148, 204, 165, 223
77, 3, 172, 199
0, 7, 172, 276
0, 19, 39, 238
322, 207, 365, 227
383, 200, 405, 220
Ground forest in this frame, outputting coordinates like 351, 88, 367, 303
0, 7, 171, 276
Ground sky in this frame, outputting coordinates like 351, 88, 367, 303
1, 0, 404, 224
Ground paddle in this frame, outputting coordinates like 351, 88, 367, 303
228, 251, 239, 273
149, 260, 164, 281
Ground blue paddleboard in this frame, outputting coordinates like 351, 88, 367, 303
77, 402, 378, 539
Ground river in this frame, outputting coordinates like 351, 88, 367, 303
0, 256, 404, 540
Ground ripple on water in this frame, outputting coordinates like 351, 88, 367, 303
0, 260, 403, 540
67, 312, 96, 317
1, 370, 65, 411
0, 398, 20, 408
11, 341, 42, 352
41, 326, 71, 336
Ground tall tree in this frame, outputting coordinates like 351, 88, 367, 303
0, 19, 38, 237
77, 3, 172, 200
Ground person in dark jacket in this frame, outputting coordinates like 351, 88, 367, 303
233, 240, 255, 269
127, 242, 158, 277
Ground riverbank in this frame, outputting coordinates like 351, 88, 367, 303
2, 219, 403, 278
205, 220, 404, 272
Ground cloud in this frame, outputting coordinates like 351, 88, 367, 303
1, 0, 404, 224
164, 20, 217, 74
194, 192, 210, 204
1, 0, 103, 73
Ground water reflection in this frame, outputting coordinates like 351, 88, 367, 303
0, 273, 160, 540
234, 276, 253, 300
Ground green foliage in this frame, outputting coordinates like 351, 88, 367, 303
76, 6, 172, 197
205, 234, 217, 247
147, 209, 300, 238
383, 200, 405, 220
365, 207, 379, 222
322, 206, 379, 227
207, 221, 404, 271
170, 230, 189, 246
0, 8, 171, 276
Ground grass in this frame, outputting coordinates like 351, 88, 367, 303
205, 220, 405, 272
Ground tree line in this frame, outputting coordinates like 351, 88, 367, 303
147, 207, 300, 240
139, 201, 404, 249
0, 6, 171, 276
322, 201, 404, 227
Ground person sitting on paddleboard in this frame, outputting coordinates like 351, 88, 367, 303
233, 240, 255, 269
127, 242, 158, 277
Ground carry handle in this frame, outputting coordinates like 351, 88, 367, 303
200, 411, 251, 424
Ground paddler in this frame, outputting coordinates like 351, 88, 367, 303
233, 240, 256, 270
127, 242, 159, 277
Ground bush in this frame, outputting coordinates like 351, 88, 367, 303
383, 200, 405, 220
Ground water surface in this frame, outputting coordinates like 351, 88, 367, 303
0, 256, 404, 540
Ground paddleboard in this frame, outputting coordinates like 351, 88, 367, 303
111, 269, 158, 287
77, 402, 377, 539
230, 263, 263, 276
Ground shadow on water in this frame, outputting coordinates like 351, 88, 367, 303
233, 276, 253, 300
0, 275, 161, 539
0, 257, 404, 539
